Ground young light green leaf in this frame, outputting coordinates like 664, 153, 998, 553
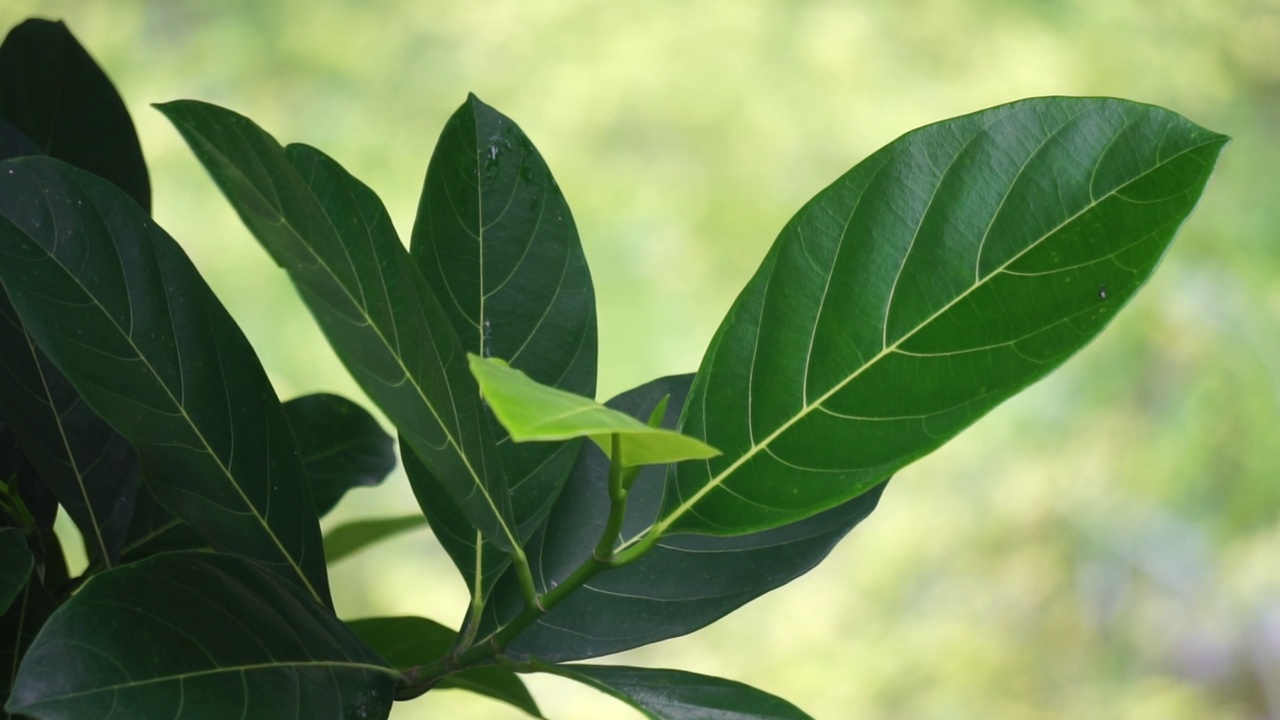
531, 662, 813, 720
7, 552, 398, 720
0, 157, 330, 605
470, 355, 718, 467
157, 100, 517, 554
664, 97, 1228, 536
323, 514, 428, 564
346, 616, 544, 718
283, 393, 396, 517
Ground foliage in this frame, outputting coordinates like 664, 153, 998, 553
0, 18, 1227, 720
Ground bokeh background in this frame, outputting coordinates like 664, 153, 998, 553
3, 1, 1277, 718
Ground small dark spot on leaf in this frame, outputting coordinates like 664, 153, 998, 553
1097, 286, 1108, 300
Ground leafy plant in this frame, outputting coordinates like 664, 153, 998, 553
0, 17, 1227, 720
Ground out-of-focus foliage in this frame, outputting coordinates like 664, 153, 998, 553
3, 1, 1274, 718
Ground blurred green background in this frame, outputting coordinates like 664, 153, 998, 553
3, 1, 1278, 718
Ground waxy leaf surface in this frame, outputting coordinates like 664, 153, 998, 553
536, 663, 813, 720
665, 98, 1227, 535
346, 616, 544, 718
0, 529, 31, 615
7, 552, 397, 720
484, 375, 885, 661
158, 100, 517, 553
0, 157, 330, 605
471, 356, 717, 466
283, 393, 396, 517
0, 19, 149, 211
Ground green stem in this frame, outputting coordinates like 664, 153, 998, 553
400, 432, 657, 697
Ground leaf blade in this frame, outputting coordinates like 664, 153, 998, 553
156, 100, 517, 554
534, 663, 813, 720
282, 393, 396, 517
7, 552, 397, 720
666, 98, 1227, 535
0, 156, 330, 605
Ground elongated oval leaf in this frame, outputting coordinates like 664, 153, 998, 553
157, 100, 518, 554
664, 98, 1227, 535
0, 156, 330, 605
408, 94, 598, 604
283, 393, 396, 517
346, 616, 544, 718
0, 19, 149, 211
7, 552, 397, 719
483, 375, 885, 661
534, 663, 813, 720
471, 355, 718, 466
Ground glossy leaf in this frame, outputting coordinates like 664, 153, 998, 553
663, 98, 1228, 535
0, 19, 149, 211
406, 94, 597, 602
113, 484, 206, 567
7, 552, 397, 719
470, 355, 718, 466
534, 662, 813, 720
0, 529, 31, 614
484, 376, 885, 661
0, 289, 139, 568
346, 616, 544, 718
323, 514, 427, 564
158, 100, 518, 554
0, 157, 331, 605
283, 393, 396, 517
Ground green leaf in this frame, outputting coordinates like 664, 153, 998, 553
7, 552, 397, 719
0, 289, 139, 568
482, 375, 885, 661
406, 94, 597, 604
0, 156, 331, 606
113, 485, 206, 567
663, 98, 1228, 535
0, 19, 150, 212
282, 393, 396, 517
323, 514, 427, 564
470, 355, 718, 466
346, 616, 544, 718
533, 663, 813, 720
0, 529, 31, 615
0, 571, 56, 710
157, 100, 518, 554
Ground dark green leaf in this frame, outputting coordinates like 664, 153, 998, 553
0, 156, 330, 606
0, 120, 39, 159
346, 616, 544, 718
0, 572, 55, 710
323, 514, 427, 564
7, 552, 397, 719
283, 393, 396, 517
0, 19, 149, 211
470, 355, 718, 465
0, 289, 139, 568
113, 484, 206, 567
408, 94, 597, 585
484, 376, 885, 661
533, 662, 813, 720
664, 98, 1227, 535
0, 529, 31, 615
157, 100, 518, 554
